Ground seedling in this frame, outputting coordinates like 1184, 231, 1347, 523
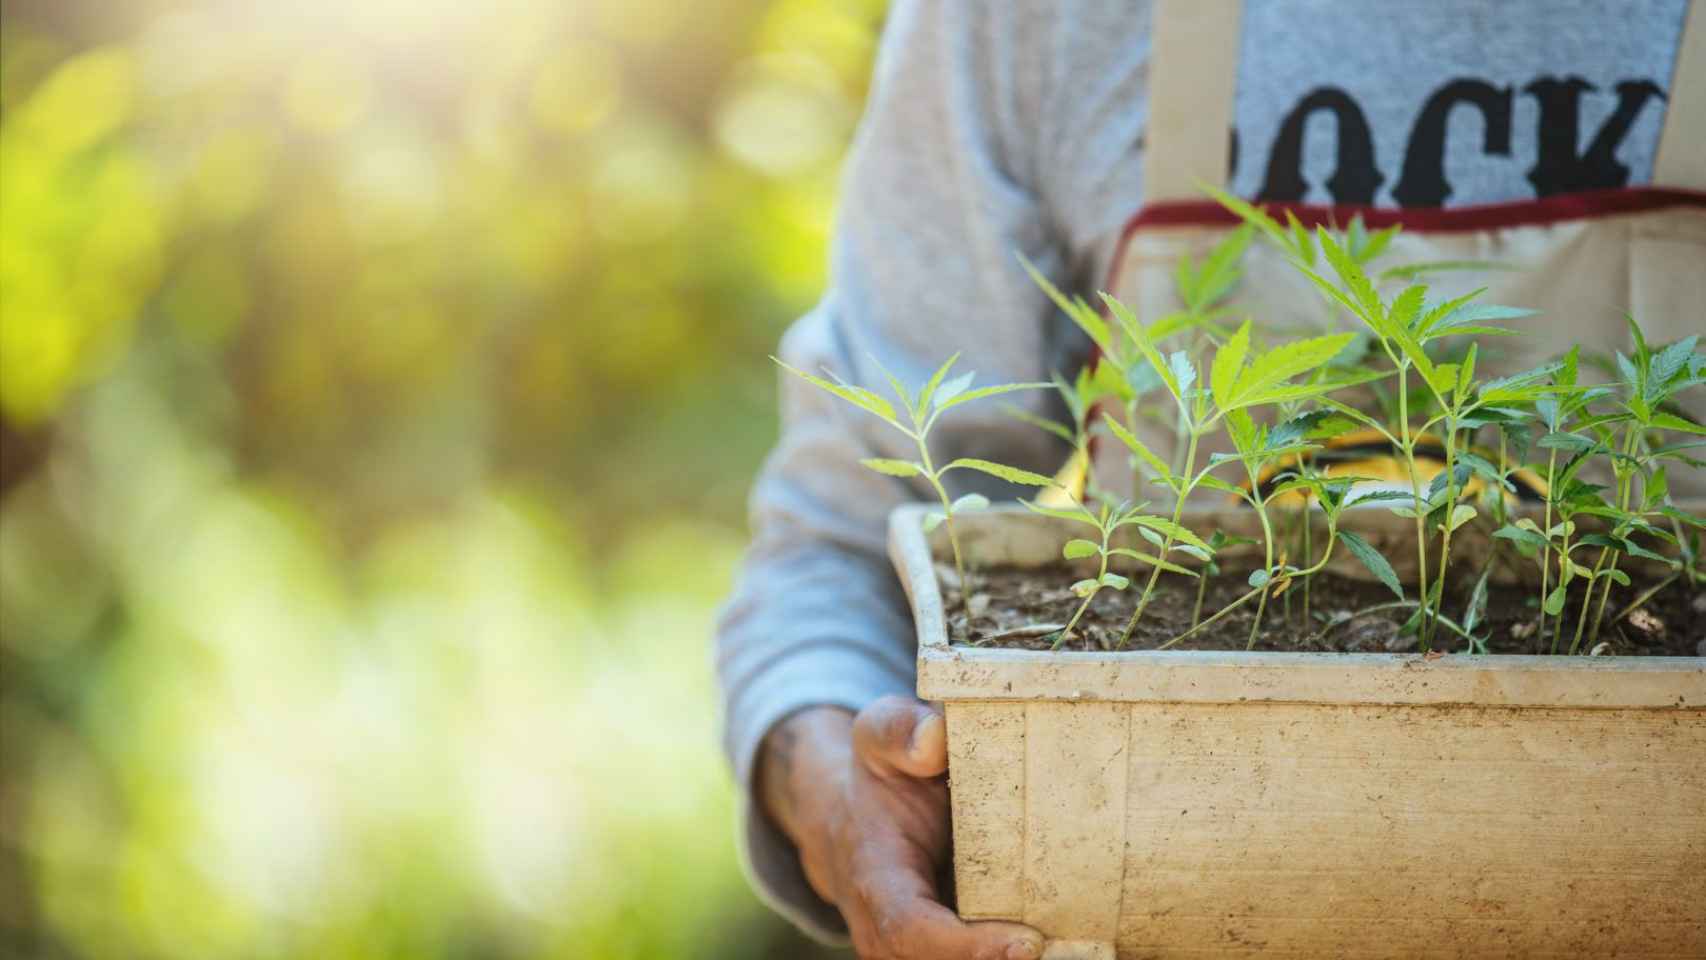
1163, 471, 1399, 649
1021, 227, 1252, 497
1561, 322, 1703, 651
773, 353, 1052, 595
1093, 308, 1369, 647
1021, 496, 1193, 649
1208, 187, 1546, 650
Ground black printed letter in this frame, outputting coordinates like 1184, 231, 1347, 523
1524, 77, 1666, 196
1257, 87, 1384, 204
1392, 79, 1513, 208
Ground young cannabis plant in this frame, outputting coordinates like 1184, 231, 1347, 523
1164, 471, 1396, 649
1096, 309, 1367, 647
1213, 187, 1549, 649
773, 353, 1052, 593
1560, 323, 1703, 651
1021, 496, 1194, 649
1022, 229, 1252, 496
1003, 367, 1115, 507
1490, 347, 1606, 644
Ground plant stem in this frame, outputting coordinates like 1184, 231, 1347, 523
1159, 584, 1261, 650
1573, 426, 1637, 653
1425, 421, 1461, 650
1248, 585, 1272, 651
1055, 532, 1110, 650
1613, 571, 1678, 626
1310, 601, 1474, 646
1538, 447, 1558, 639
917, 441, 966, 598
1246, 490, 1278, 650
1397, 366, 1433, 649
1118, 427, 1202, 647
1495, 432, 1509, 526
1585, 428, 1641, 647
1164, 537, 1337, 651
1549, 527, 1573, 654
1192, 568, 1208, 628
1567, 555, 1602, 656
1301, 505, 1313, 627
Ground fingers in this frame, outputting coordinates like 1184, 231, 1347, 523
850, 864, 1043, 960
853, 695, 949, 779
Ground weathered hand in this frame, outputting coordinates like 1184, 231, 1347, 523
758, 697, 1043, 960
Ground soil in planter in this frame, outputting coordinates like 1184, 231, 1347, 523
944, 564, 1705, 655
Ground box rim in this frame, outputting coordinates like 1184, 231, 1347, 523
890, 503, 1706, 708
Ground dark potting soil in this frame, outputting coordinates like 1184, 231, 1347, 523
944, 563, 1705, 656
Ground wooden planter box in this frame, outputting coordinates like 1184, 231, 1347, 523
889, 504, 1706, 959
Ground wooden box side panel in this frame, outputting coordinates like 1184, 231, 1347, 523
946, 701, 1133, 945
945, 702, 1026, 919
1115, 703, 1706, 959
1023, 702, 1129, 943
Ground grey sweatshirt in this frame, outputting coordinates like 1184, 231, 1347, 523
715, 0, 1691, 941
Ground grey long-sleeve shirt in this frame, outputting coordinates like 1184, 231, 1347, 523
716, 0, 1689, 941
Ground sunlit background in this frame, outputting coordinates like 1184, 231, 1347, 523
0, 0, 882, 955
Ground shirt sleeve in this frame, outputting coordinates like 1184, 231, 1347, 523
713, 0, 1088, 942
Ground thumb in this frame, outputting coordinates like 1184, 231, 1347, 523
853, 696, 948, 780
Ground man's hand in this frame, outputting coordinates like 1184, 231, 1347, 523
758, 697, 1044, 960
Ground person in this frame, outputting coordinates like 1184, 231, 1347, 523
716, 2, 1704, 958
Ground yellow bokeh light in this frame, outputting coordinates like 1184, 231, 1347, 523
285, 50, 373, 136
529, 49, 622, 136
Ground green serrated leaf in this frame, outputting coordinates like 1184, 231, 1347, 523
1106, 547, 1195, 576
1101, 412, 1173, 480
1203, 183, 1289, 248
1224, 332, 1357, 410
1021, 499, 1096, 525
1211, 319, 1251, 407
1285, 210, 1315, 264
918, 353, 963, 411
1020, 255, 1112, 353
1130, 515, 1213, 553
1194, 474, 1243, 497
860, 458, 922, 477
1493, 524, 1549, 551
945, 458, 1055, 486
1651, 411, 1706, 436
935, 381, 1052, 414
1339, 530, 1403, 599
774, 358, 901, 427
932, 369, 976, 410
1463, 565, 1492, 635
1318, 227, 1386, 328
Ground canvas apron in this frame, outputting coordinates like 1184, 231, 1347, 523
1090, 0, 1706, 500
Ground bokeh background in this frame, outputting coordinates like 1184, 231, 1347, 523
0, 0, 881, 956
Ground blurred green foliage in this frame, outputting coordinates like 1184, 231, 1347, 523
0, 0, 878, 955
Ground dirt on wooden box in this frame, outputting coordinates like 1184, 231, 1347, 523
944, 563, 1706, 656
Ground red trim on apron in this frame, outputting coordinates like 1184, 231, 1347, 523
1116, 186, 1706, 238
